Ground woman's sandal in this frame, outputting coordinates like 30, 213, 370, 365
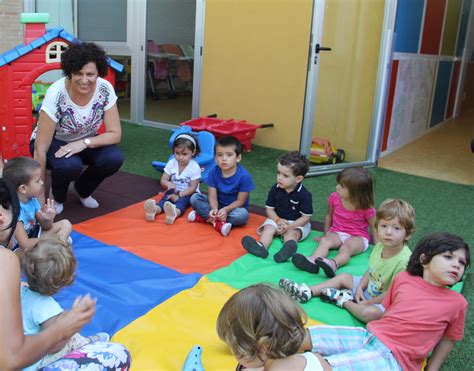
320, 288, 354, 308
315, 257, 338, 278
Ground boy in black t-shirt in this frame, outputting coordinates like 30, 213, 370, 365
242, 152, 313, 262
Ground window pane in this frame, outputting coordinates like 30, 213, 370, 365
77, 0, 127, 42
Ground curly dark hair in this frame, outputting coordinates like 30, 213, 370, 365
279, 151, 310, 177
61, 42, 109, 78
407, 232, 471, 281
22, 236, 76, 296
0, 178, 20, 246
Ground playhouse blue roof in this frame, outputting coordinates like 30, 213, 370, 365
0, 27, 123, 72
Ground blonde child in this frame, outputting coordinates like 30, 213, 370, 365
21, 236, 110, 370
216, 283, 328, 371
242, 151, 312, 263
281, 199, 415, 323
144, 133, 201, 224
292, 167, 376, 277
298, 232, 470, 370
3, 157, 72, 251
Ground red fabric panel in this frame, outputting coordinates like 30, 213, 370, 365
73, 195, 266, 274
420, 0, 446, 55
446, 61, 460, 118
382, 60, 399, 152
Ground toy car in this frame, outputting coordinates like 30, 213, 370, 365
309, 138, 345, 164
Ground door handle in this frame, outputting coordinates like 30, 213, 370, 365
315, 44, 331, 53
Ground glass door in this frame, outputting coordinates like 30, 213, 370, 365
301, 0, 396, 175
143, 0, 197, 126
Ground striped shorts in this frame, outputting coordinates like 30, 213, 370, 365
308, 325, 402, 370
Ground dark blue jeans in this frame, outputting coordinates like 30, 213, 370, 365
156, 189, 192, 214
30, 138, 124, 203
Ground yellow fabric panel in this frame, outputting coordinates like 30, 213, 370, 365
311, 0, 385, 162
113, 277, 321, 370
441, 0, 463, 56
200, 0, 312, 150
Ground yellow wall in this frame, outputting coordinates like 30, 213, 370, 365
311, 0, 385, 161
200, 0, 312, 150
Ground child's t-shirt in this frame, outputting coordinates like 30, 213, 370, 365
366, 243, 411, 297
368, 271, 467, 371
327, 192, 375, 240
164, 158, 201, 193
19, 197, 41, 234
21, 285, 63, 371
265, 183, 313, 221
206, 165, 255, 208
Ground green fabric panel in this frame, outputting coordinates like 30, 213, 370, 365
207, 230, 464, 328
441, 0, 463, 56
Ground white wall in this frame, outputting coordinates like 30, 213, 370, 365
146, 0, 195, 45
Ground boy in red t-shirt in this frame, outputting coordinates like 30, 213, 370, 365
299, 232, 469, 371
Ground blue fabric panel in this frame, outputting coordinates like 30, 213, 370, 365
394, 0, 425, 53
54, 231, 202, 336
456, 0, 472, 57
430, 61, 453, 127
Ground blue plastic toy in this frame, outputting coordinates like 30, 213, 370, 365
182, 344, 204, 371
152, 126, 216, 183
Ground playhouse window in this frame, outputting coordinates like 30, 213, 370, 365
46, 42, 68, 63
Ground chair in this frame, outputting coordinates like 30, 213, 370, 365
151, 126, 216, 183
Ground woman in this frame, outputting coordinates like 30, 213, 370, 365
31, 42, 124, 214
0, 178, 131, 370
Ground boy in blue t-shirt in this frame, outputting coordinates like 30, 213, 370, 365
3, 157, 72, 251
242, 151, 313, 262
189, 136, 255, 236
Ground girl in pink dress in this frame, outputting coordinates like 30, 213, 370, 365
292, 167, 376, 277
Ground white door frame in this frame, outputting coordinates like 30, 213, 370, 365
300, 0, 398, 176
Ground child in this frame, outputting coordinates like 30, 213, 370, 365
292, 167, 376, 277
241, 151, 313, 263
3, 157, 72, 251
144, 133, 201, 224
188, 136, 255, 236
216, 283, 328, 371
21, 236, 109, 370
280, 198, 415, 323
299, 232, 470, 371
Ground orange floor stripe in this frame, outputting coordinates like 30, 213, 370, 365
74, 196, 265, 274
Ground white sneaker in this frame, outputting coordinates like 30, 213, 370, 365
69, 182, 99, 208
279, 278, 312, 303
188, 210, 197, 222
67, 236, 73, 245
79, 195, 99, 208
54, 200, 64, 215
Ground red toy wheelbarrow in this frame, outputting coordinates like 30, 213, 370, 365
180, 116, 273, 151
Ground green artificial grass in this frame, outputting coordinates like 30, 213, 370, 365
118, 122, 473, 370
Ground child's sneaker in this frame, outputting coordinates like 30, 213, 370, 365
188, 210, 207, 223
242, 236, 269, 258
213, 220, 232, 236
320, 288, 353, 308
86, 332, 110, 343
144, 199, 157, 222
279, 278, 312, 303
274, 240, 297, 263
164, 201, 177, 224
67, 236, 73, 245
